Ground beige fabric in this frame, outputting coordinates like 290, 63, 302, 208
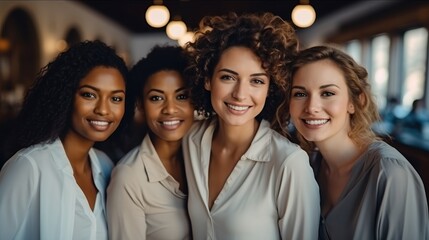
107, 135, 190, 240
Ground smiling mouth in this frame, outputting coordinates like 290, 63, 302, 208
161, 120, 181, 126
226, 103, 249, 111
304, 119, 329, 125
88, 120, 111, 131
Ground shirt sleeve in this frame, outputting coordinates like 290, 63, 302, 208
0, 155, 38, 240
377, 159, 429, 239
277, 149, 320, 240
106, 164, 147, 240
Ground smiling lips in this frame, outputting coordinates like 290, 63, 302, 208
226, 103, 250, 112
89, 120, 111, 131
160, 120, 182, 130
303, 119, 329, 126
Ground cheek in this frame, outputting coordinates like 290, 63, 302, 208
113, 102, 126, 118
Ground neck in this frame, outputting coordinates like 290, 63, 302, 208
61, 133, 93, 174
215, 119, 259, 148
316, 137, 363, 174
150, 133, 182, 163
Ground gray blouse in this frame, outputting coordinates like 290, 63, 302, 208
317, 141, 429, 240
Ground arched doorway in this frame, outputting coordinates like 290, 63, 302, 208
0, 7, 40, 119
0, 7, 40, 165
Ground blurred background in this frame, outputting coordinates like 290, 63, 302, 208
0, 0, 428, 202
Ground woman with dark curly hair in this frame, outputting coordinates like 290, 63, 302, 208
288, 45, 429, 239
183, 12, 320, 239
0, 40, 130, 240
106, 45, 193, 240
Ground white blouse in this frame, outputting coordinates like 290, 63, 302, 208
183, 119, 320, 240
0, 139, 113, 240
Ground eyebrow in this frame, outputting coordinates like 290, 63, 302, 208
147, 87, 188, 94
78, 85, 125, 94
291, 84, 340, 90
217, 68, 268, 77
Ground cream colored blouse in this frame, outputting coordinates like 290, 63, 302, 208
183, 119, 320, 240
106, 135, 191, 240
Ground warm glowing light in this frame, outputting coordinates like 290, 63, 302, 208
166, 20, 187, 40
178, 31, 195, 47
145, 5, 170, 28
0, 38, 10, 52
56, 40, 67, 52
291, 4, 316, 28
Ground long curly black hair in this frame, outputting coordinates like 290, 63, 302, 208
10, 40, 130, 153
185, 12, 298, 136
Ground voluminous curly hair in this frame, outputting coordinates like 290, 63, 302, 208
286, 45, 381, 152
11, 40, 129, 153
185, 12, 298, 136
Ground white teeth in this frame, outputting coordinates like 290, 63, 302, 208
162, 120, 180, 125
227, 104, 249, 111
305, 119, 328, 125
91, 120, 109, 126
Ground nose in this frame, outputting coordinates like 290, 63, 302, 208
305, 96, 320, 114
232, 81, 247, 101
161, 99, 178, 115
94, 98, 110, 116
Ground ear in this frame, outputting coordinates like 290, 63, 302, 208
204, 78, 211, 91
348, 102, 355, 114
348, 93, 364, 114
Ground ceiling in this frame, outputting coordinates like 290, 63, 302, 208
75, 0, 367, 34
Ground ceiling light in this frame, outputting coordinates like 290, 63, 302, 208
178, 31, 195, 47
291, 3, 316, 28
166, 20, 187, 40
145, 4, 170, 28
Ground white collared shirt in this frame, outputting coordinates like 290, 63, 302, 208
0, 139, 113, 240
183, 119, 320, 240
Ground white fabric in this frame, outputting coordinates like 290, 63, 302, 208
183, 119, 320, 240
107, 135, 190, 240
0, 139, 113, 240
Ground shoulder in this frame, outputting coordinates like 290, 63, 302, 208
365, 141, 411, 170
365, 141, 422, 184
269, 129, 309, 165
110, 147, 145, 182
2, 142, 55, 171
183, 119, 213, 145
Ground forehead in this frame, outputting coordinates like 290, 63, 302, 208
80, 66, 125, 88
216, 46, 264, 70
293, 59, 346, 87
145, 70, 184, 89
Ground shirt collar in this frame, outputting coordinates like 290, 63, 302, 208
139, 135, 170, 182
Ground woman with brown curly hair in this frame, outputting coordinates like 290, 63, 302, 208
183, 12, 320, 239
288, 45, 429, 239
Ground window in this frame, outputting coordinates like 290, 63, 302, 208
370, 34, 390, 109
345, 40, 362, 64
402, 27, 428, 108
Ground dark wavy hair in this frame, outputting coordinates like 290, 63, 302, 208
286, 45, 381, 152
10, 40, 130, 153
184, 12, 298, 137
